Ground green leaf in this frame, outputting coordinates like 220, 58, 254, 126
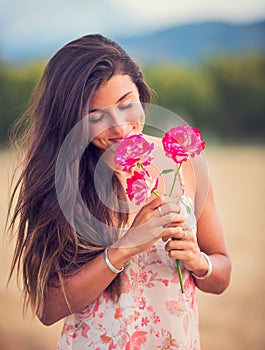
160, 169, 174, 175
186, 206, 191, 214
180, 197, 191, 214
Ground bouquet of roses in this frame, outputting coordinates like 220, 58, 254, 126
114, 125, 205, 293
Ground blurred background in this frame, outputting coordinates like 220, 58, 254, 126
0, 0, 264, 349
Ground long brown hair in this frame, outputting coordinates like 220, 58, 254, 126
8, 34, 152, 315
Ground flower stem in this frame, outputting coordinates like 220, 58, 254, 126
169, 163, 182, 197
176, 259, 185, 293
169, 162, 185, 293
152, 189, 159, 197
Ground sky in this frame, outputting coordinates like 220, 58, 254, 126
0, 0, 265, 59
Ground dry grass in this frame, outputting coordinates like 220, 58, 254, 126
0, 146, 264, 350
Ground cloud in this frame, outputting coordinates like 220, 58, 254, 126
2, 0, 265, 42
0, 0, 137, 58
115, 0, 265, 27
0, 0, 130, 41
0, 0, 264, 59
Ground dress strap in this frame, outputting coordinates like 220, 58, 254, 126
178, 167, 189, 197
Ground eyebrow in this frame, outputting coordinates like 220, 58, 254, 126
89, 91, 133, 113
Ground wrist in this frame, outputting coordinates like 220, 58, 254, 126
104, 247, 131, 274
192, 252, 212, 280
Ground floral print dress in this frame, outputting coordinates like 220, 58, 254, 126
57, 171, 200, 350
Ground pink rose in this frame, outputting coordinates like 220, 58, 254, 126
126, 171, 158, 205
114, 134, 154, 172
162, 124, 205, 164
162, 124, 206, 294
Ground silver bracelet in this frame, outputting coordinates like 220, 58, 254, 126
192, 252, 213, 280
104, 247, 124, 274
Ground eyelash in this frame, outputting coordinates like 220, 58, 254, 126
89, 114, 104, 124
118, 102, 133, 110
89, 103, 133, 123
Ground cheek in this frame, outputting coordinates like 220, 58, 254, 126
89, 122, 109, 141
90, 130, 109, 150
128, 103, 145, 124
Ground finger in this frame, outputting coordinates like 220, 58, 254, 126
172, 229, 189, 241
146, 195, 181, 211
161, 227, 183, 241
158, 202, 181, 216
164, 239, 188, 252
166, 234, 198, 254
164, 240, 179, 253
162, 196, 181, 204
144, 195, 164, 210
166, 212, 186, 226
155, 204, 185, 221
167, 249, 188, 260
168, 220, 185, 229
163, 225, 196, 241
157, 212, 185, 228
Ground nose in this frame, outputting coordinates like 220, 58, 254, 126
109, 122, 131, 136
108, 109, 132, 134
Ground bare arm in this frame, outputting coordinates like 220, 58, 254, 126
193, 182, 231, 293
39, 195, 184, 325
164, 181, 231, 294
39, 247, 129, 326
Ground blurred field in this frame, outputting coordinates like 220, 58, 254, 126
0, 146, 264, 350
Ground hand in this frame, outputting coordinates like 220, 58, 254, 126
162, 227, 208, 275
112, 196, 185, 256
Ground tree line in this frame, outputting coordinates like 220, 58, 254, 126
0, 53, 264, 147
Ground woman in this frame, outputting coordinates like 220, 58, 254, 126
8, 34, 231, 349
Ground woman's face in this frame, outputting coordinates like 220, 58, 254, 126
88, 74, 145, 152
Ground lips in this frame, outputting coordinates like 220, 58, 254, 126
110, 138, 124, 143
109, 129, 134, 143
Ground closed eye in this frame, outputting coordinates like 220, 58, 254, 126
89, 113, 105, 124
118, 102, 133, 110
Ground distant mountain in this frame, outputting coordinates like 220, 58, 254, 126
1, 20, 265, 63
116, 20, 265, 63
